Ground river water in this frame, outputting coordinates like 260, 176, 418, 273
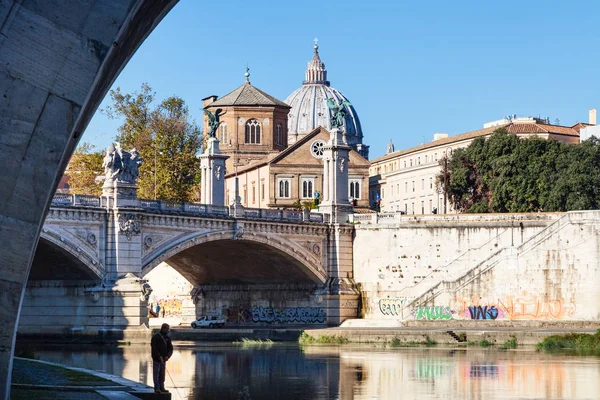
32, 343, 600, 399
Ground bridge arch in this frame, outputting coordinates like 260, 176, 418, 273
39, 230, 103, 280
142, 230, 327, 285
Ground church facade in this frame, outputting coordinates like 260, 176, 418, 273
203, 44, 370, 210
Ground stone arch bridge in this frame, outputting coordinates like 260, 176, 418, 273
24, 194, 358, 338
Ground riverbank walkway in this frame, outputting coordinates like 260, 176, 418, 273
11, 358, 169, 400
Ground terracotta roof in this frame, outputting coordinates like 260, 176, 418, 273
210, 82, 290, 108
371, 121, 582, 164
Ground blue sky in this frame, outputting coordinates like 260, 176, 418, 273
83, 0, 600, 159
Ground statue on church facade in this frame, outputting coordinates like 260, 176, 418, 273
203, 108, 227, 138
326, 98, 351, 130
102, 143, 143, 185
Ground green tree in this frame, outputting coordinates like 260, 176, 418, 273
438, 129, 600, 213
66, 142, 103, 195
103, 83, 202, 201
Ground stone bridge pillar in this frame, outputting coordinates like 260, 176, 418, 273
200, 137, 229, 206
320, 224, 359, 324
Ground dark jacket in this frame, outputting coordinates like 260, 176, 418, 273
151, 332, 173, 362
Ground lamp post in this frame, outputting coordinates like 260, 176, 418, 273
154, 147, 163, 200
228, 139, 239, 204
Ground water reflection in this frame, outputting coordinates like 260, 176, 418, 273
30, 344, 600, 399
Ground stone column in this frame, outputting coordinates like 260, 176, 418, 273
200, 137, 229, 206
320, 128, 353, 224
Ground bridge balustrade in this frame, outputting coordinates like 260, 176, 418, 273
50, 195, 324, 223
51, 194, 101, 207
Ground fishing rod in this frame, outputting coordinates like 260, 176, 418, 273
165, 365, 183, 400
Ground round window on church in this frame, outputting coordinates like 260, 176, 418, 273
310, 140, 325, 158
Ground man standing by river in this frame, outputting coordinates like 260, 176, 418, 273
151, 323, 173, 394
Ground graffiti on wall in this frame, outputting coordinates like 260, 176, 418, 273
251, 306, 326, 324
223, 306, 252, 324
452, 293, 576, 320
378, 298, 407, 316
156, 298, 183, 317
413, 306, 454, 321
467, 305, 503, 320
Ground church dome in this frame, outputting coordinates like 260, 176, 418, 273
285, 43, 368, 158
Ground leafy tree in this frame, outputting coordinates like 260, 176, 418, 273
438, 129, 600, 213
66, 143, 103, 195
103, 83, 202, 201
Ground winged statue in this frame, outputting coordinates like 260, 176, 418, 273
203, 108, 227, 138
326, 99, 351, 130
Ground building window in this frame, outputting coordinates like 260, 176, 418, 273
261, 183, 265, 200
252, 185, 256, 204
430, 177, 433, 189
226, 189, 230, 203
405, 182, 407, 193
301, 177, 315, 199
397, 184, 399, 194
435, 153, 438, 161
278, 178, 291, 198
404, 161, 406, 168
275, 123, 283, 145
410, 159, 413, 167
219, 123, 228, 144
418, 157, 421, 165
411, 202, 414, 214
405, 203, 407, 214
425, 155, 428, 163
412, 181, 415, 192
421, 201, 425, 214
421, 179, 424, 190
429, 199, 432, 213
245, 119, 261, 144
243, 187, 247, 205
349, 179, 361, 199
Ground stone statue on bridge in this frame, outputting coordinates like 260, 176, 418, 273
203, 108, 227, 139
101, 143, 143, 185
326, 98, 351, 130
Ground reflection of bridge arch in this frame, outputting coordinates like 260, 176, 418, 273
142, 230, 327, 285
39, 230, 103, 280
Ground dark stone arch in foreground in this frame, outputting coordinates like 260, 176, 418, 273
0, 1, 178, 397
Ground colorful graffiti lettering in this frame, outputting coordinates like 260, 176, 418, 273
251, 306, 326, 324
413, 306, 453, 321
467, 305, 502, 320
379, 298, 407, 316
453, 293, 576, 321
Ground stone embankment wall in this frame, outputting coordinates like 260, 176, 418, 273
352, 212, 600, 322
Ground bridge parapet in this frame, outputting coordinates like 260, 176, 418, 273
51, 195, 327, 224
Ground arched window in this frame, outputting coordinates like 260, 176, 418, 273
276, 123, 283, 145
278, 178, 290, 198
245, 119, 261, 144
302, 178, 314, 198
219, 123, 228, 144
349, 180, 361, 199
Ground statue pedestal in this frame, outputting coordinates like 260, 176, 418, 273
103, 181, 140, 208
200, 137, 229, 206
321, 128, 352, 224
